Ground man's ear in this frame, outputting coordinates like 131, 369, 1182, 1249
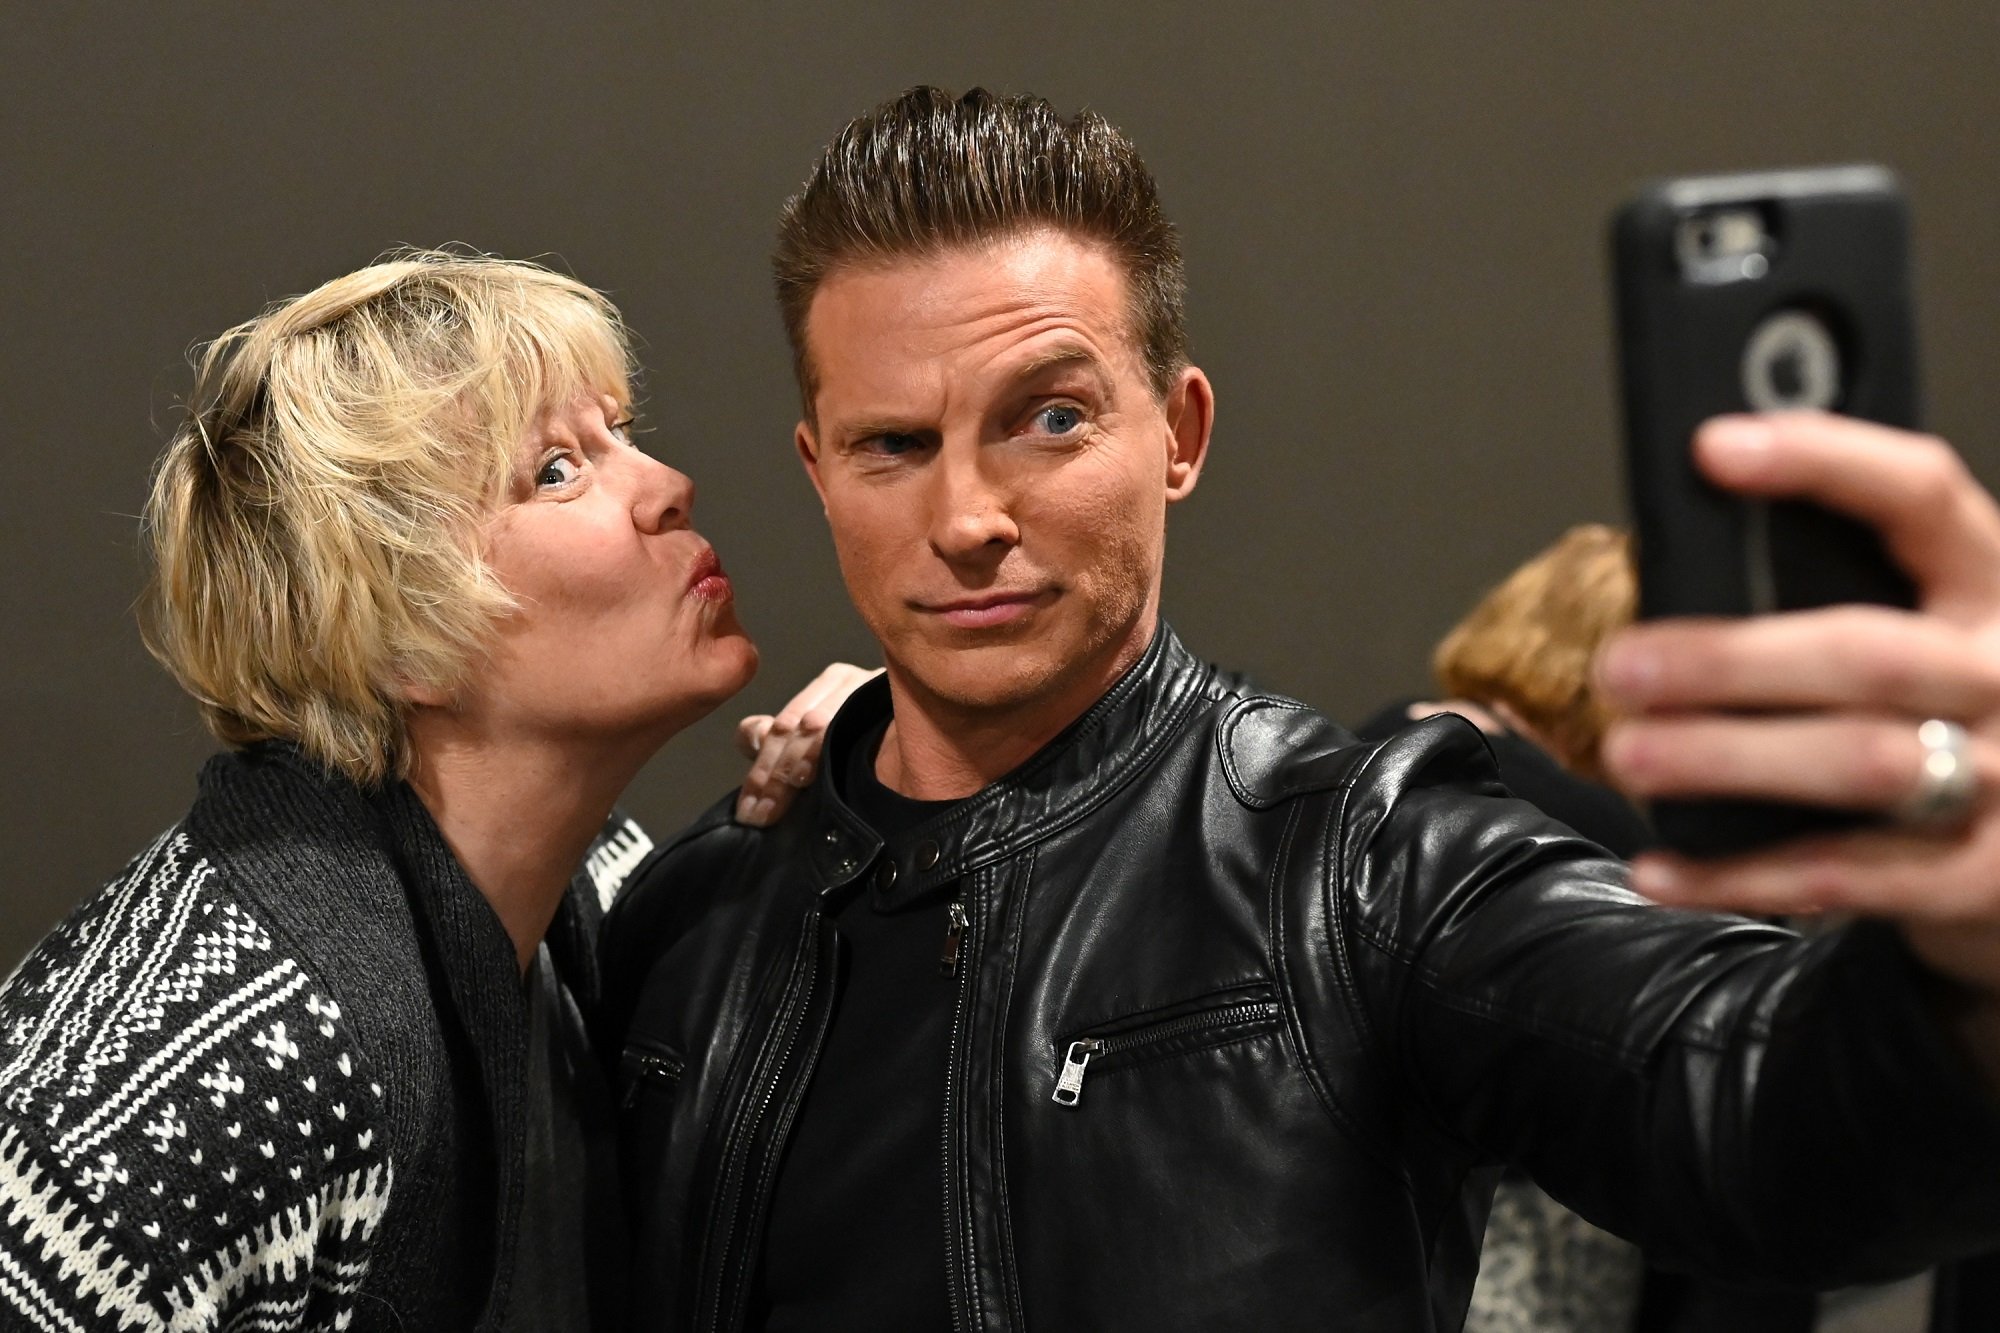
1163, 365, 1214, 504
796, 420, 830, 510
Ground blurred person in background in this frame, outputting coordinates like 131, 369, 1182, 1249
1359, 523, 1652, 859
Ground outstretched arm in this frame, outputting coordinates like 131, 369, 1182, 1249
1598, 413, 2000, 1071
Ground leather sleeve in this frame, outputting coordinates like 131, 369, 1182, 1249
595, 793, 743, 1056
1336, 716, 2000, 1285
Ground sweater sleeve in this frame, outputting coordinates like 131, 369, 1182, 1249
0, 829, 394, 1331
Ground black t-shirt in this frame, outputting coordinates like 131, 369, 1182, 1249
749, 723, 960, 1332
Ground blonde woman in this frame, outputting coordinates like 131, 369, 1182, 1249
0, 253, 865, 1331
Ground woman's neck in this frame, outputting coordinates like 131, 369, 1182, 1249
403, 721, 658, 974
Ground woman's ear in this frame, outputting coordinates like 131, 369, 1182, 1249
400, 681, 452, 708
395, 666, 456, 711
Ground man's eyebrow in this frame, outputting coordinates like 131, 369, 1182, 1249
826, 346, 1117, 442
836, 419, 931, 443
1014, 345, 1114, 392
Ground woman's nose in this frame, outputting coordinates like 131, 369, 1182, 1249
632, 452, 694, 533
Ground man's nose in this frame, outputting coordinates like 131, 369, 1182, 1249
926, 447, 1019, 561
631, 451, 694, 534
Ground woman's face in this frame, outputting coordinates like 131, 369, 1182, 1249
462, 391, 758, 747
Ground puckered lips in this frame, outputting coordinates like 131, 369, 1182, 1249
685, 545, 733, 602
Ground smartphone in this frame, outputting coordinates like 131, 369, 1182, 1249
1611, 164, 1920, 857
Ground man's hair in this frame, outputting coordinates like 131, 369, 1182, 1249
772, 85, 1187, 413
142, 249, 634, 786
1432, 524, 1636, 779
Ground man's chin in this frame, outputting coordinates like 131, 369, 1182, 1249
885, 609, 1157, 718
895, 651, 1059, 715
896, 637, 1118, 719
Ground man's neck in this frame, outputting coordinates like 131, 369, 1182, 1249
404, 719, 658, 973
873, 620, 1156, 801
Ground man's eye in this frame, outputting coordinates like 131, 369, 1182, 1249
536, 454, 582, 488
864, 433, 926, 457
1031, 405, 1086, 436
610, 416, 636, 444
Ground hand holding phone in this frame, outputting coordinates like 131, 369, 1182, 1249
1612, 165, 1921, 856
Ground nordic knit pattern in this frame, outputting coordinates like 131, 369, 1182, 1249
0, 828, 391, 1331
0, 745, 649, 1333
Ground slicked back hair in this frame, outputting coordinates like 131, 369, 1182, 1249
773, 86, 1188, 415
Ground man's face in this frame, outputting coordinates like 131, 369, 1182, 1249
797, 230, 1210, 722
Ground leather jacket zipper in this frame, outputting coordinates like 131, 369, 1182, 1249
1051, 998, 1283, 1108
940, 897, 969, 977
941, 886, 979, 1333
699, 910, 837, 1333
620, 1046, 685, 1110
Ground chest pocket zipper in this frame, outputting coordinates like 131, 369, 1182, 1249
1051, 995, 1283, 1108
620, 1046, 686, 1110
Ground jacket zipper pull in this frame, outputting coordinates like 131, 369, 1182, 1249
939, 898, 970, 977
1051, 1039, 1102, 1108
622, 1054, 680, 1110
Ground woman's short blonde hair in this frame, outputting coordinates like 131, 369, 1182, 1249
1432, 524, 1636, 778
142, 249, 635, 786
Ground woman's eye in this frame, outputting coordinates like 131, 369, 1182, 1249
1031, 404, 1085, 436
610, 416, 636, 444
535, 454, 582, 488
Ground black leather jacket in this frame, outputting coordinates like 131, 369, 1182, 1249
602, 626, 2000, 1332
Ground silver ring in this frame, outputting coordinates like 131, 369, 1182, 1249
1898, 719, 1979, 827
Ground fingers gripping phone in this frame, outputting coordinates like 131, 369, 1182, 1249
1611, 165, 1920, 857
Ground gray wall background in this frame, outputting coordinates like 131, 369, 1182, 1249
5, 3, 1996, 966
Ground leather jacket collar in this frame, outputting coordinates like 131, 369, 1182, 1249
806, 622, 1221, 909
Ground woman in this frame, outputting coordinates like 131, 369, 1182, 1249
0, 252, 863, 1331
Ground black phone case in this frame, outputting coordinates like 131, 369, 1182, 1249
1611, 165, 1920, 857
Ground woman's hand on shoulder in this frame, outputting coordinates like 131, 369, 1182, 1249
734, 663, 882, 827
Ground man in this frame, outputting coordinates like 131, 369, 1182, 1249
603, 87, 2000, 1331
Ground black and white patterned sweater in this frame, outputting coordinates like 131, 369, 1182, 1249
0, 745, 652, 1331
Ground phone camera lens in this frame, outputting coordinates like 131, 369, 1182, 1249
1676, 207, 1775, 284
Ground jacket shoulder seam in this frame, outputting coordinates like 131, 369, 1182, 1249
1270, 780, 1412, 1178
1218, 696, 1373, 810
